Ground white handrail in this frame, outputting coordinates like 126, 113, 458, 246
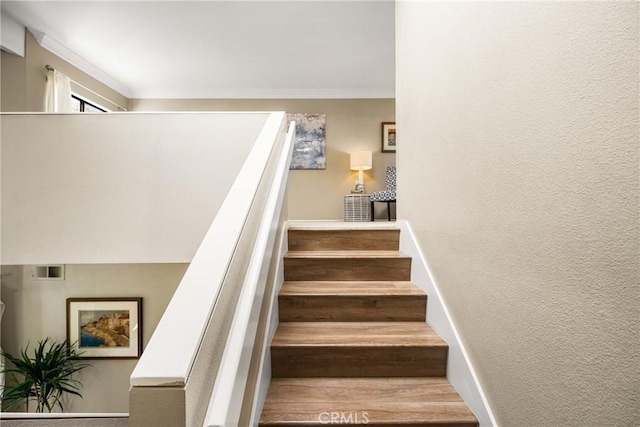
130, 112, 287, 387
204, 121, 295, 427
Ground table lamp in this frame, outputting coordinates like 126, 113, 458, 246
350, 150, 372, 193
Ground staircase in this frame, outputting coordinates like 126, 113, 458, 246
260, 225, 478, 426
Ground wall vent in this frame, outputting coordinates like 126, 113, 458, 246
31, 265, 65, 280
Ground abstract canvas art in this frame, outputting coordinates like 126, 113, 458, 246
287, 113, 326, 170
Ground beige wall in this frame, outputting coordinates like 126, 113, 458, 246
1, 263, 187, 412
2, 113, 267, 265
1, 50, 27, 111
1, 30, 129, 112
130, 99, 396, 220
397, 2, 639, 426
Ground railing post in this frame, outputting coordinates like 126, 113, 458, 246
130, 387, 186, 427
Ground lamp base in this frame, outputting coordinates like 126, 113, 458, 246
351, 183, 364, 193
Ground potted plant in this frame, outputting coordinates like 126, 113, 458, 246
1, 338, 90, 412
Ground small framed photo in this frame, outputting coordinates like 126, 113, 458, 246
67, 297, 142, 359
382, 122, 397, 153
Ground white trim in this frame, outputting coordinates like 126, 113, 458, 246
397, 220, 498, 427
130, 88, 395, 100
31, 31, 133, 98
204, 122, 295, 427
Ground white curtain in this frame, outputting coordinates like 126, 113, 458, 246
44, 69, 71, 113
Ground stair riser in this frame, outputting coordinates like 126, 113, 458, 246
271, 346, 447, 377
284, 258, 411, 281
279, 295, 427, 322
288, 229, 400, 251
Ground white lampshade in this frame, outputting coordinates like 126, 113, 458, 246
350, 151, 372, 171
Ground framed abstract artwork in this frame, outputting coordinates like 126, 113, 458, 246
382, 122, 396, 153
67, 297, 142, 359
287, 113, 326, 169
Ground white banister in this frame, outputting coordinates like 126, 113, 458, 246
130, 112, 288, 388
203, 121, 294, 427
129, 111, 290, 427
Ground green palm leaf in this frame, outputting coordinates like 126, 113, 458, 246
1, 338, 91, 412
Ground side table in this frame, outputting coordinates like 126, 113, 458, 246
343, 194, 371, 221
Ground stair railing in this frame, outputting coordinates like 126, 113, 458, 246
203, 119, 295, 427
129, 112, 294, 427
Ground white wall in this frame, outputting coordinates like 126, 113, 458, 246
397, 2, 639, 426
1, 112, 269, 265
1, 263, 187, 412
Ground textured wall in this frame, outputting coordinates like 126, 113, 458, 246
130, 98, 396, 220
396, 2, 639, 426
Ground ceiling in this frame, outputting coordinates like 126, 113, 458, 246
1, 1, 395, 99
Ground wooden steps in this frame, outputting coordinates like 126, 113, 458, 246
279, 281, 427, 321
284, 251, 411, 281
288, 228, 400, 251
260, 226, 478, 426
271, 322, 448, 377
261, 378, 478, 427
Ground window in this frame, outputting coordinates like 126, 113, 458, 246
71, 95, 107, 113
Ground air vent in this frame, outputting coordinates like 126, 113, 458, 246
31, 265, 65, 280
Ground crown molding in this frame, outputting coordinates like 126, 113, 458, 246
31, 30, 133, 98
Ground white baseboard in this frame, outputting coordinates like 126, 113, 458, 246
397, 220, 498, 427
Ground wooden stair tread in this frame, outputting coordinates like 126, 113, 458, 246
285, 250, 410, 258
278, 282, 427, 322
280, 281, 426, 296
260, 403, 477, 425
261, 378, 477, 426
272, 322, 447, 347
263, 377, 463, 402
284, 252, 411, 281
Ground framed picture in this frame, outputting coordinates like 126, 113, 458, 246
286, 113, 326, 170
381, 122, 397, 153
67, 297, 142, 359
